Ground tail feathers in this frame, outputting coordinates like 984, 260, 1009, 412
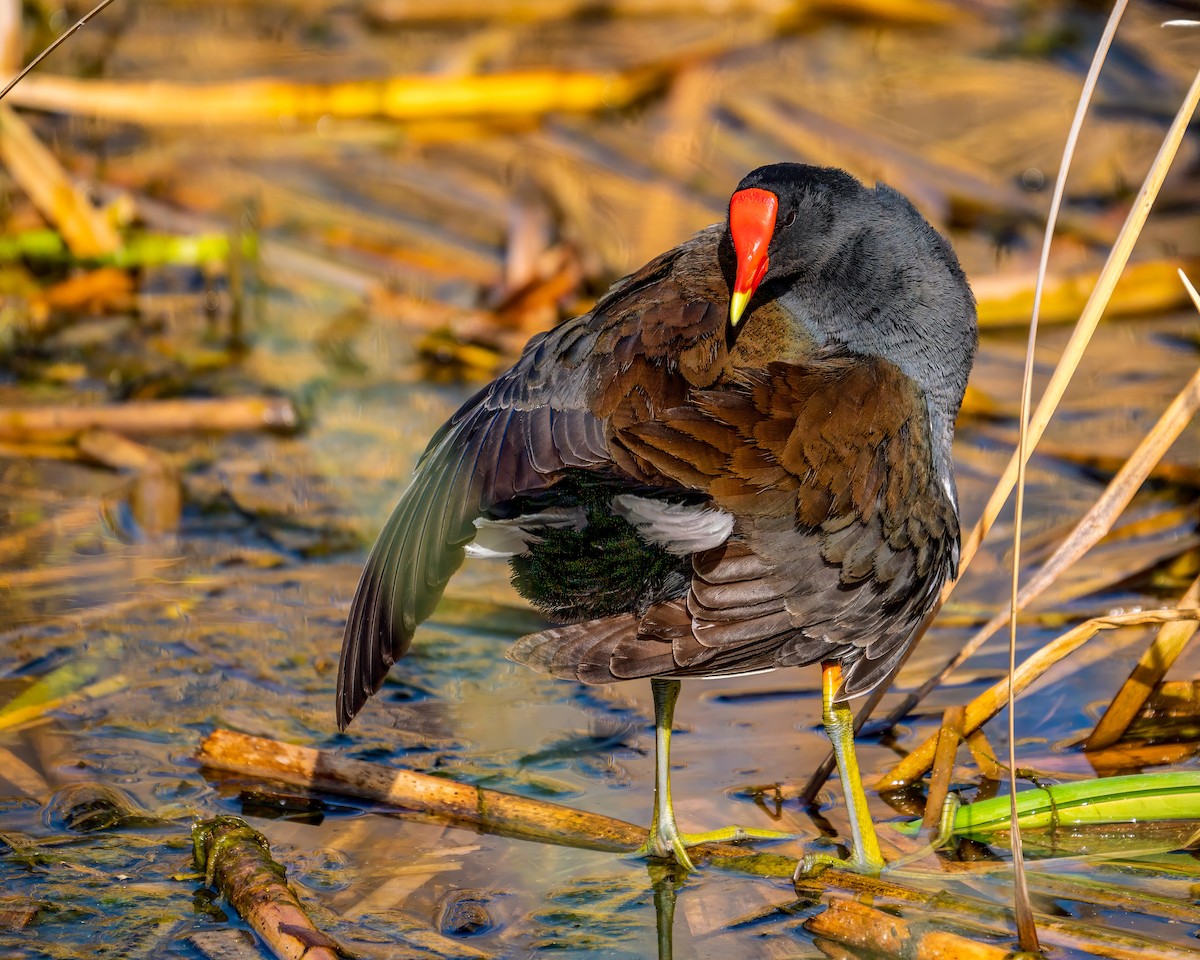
509, 615, 672, 684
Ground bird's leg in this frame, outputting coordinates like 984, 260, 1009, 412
797, 662, 885, 878
636, 678, 795, 873
639, 678, 697, 871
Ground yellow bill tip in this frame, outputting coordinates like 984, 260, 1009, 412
729, 288, 752, 327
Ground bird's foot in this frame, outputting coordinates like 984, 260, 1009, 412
886, 793, 961, 870
636, 823, 796, 873
793, 850, 884, 880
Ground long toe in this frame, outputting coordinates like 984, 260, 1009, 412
676, 825, 796, 846
637, 823, 796, 872
793, 850, 884, 880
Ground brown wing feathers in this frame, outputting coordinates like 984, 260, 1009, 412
337, 232, 730, 728
336, 398, 613, 728
588, 356, 960, 694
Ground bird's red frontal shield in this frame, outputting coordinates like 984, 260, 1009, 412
728, 187, 778, 325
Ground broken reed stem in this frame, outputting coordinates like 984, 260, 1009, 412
878, 609, 1200, 789
78, 429, 183, 536
922, 704, 965, 832
193, 817, 340, 960
0, 104, 118, 256
198, 729, 789, 871
200, 729, 641, 850
77, 429, 163, 471
963, 730, 1005, 781
892, 354, 1200, 734
805, 898, 1010, 960
0, 396, 298, 441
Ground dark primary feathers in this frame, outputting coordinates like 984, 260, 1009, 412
337, 164, 977, 730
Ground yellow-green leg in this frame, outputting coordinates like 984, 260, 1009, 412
636, 678, 795, 873
797, 662, 885, 877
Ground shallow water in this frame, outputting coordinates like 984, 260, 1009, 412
1, 2, 1199, 957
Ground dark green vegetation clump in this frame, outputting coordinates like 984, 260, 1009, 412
507, 472, 694, 622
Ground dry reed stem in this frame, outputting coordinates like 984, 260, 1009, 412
975, 428, 1200, 490
1085, 272, 1200, 746
973, 257, 1200, 328
801, 0, 1181, 805
0, 502, 101, 562
0, 674, 126, 733
77, 430, 183, 536
803, 867, 1200, 960
200, 729, 688, 854
955, 64, 1200, 596
7, 69, 662, 125
889, 355, 1200, 727
363, 0, 958, 23
878, 609, 1200, 789
945, 858, 1200, 924
1085, 741, 1199, 777
77, 429, 162, 471
1008, 347, 1200, 602
193, 817, 340, 960
0, 104, 119, 256
199, 729, 806, 871
1086, 571, 1200, 751
198, 732, 1200, 947
0, 746, 50, 796
0, 397, 298, 441
922, 704, 964, 831
1018, 872, 1200, 926
859, 62, 1200, 748
963, 730, 1005, 781
805, 898, 1011, 960
1005, 33, 1162, 933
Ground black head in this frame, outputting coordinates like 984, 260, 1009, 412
720, 163, 977, 465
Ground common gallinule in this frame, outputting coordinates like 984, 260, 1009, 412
337, 163, 977, 874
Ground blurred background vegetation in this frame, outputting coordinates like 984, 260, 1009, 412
0, 2, 1198, 958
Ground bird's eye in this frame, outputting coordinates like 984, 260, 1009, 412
782, 208, 797, 226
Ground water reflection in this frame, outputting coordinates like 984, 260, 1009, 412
648, 861, 685, 960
